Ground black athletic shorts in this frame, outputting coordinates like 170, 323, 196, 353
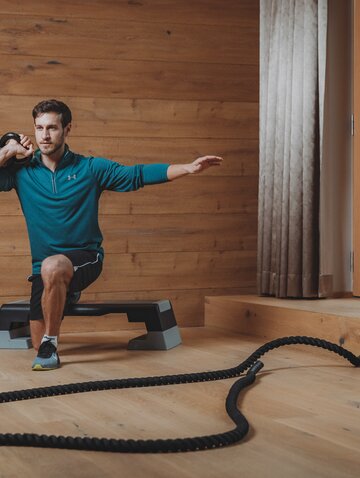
28, 250, 103, 321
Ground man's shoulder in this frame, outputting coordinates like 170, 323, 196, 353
70, 150, 90, 161
69, 153, 117, 180
69, 151, 94, 168
70, 151, 107, 163
82, 155, 116, 170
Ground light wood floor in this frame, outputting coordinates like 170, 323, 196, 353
0, 326, 358, 478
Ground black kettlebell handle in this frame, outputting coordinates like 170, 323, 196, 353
0, 132, 33, 167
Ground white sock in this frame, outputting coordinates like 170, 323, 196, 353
41, 335, 58, 348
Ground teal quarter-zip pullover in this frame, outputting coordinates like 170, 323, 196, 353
0, 146, 169, 274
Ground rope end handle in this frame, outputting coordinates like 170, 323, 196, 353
247, 361, 264, 376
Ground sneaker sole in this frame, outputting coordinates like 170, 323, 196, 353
32, 363, 60, 371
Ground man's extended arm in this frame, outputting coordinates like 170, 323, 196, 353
89, 154, 223, 192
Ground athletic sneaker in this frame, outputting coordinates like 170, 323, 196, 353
32, 340, 60, 371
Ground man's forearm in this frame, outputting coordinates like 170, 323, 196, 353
166, 164, 191, 181
0, 145, 15, 167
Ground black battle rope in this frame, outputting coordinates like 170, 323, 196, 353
0, 336, 358, 453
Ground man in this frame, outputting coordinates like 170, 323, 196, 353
0, 99, 223, 371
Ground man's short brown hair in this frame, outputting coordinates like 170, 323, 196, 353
32, 99, 72, 128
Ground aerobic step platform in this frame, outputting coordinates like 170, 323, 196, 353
0, 300, 181, 350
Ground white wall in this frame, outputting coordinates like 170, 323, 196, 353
322, 0, 352, 293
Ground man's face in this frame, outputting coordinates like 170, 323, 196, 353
34, 112, 71, 156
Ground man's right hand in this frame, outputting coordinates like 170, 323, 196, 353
0, 135, 34, 167
14, 134, 34, 159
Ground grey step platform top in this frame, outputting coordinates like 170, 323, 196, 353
0, 300, 177, 332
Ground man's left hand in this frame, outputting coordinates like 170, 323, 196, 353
185, 155, 223, 174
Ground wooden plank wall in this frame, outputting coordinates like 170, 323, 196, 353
0, 0, 259, 329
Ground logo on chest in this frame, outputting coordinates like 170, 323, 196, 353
67, 174, 77, 181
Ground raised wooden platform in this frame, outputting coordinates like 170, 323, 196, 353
205, 295, 360, 353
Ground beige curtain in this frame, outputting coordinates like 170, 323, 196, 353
258, 0, 328, 298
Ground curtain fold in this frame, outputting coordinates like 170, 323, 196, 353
258, 0, 328, 298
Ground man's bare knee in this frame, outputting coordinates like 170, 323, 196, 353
41, 255, 73, 286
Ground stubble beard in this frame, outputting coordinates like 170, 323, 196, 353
40, 134, 65, 157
